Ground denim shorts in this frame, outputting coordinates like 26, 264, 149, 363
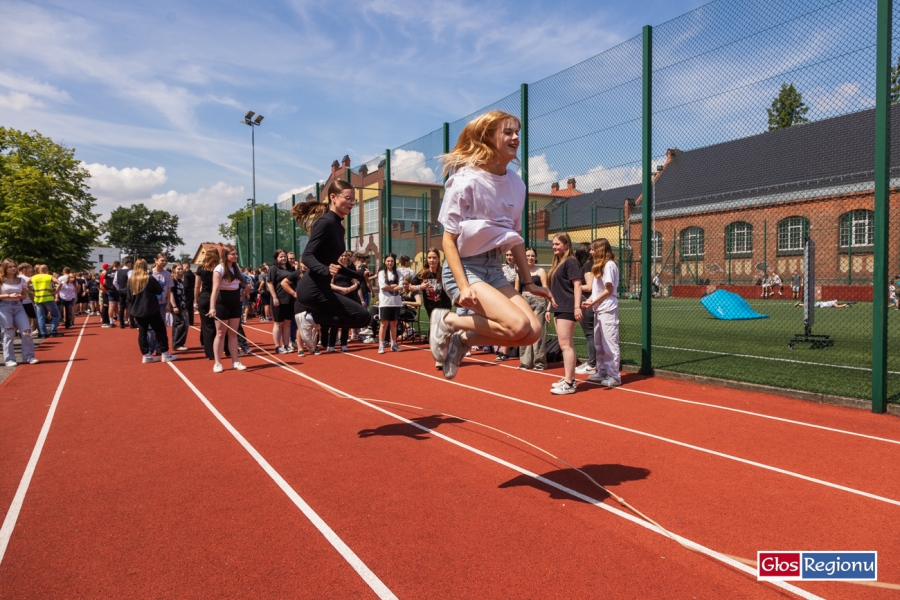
442, 249, 513, 306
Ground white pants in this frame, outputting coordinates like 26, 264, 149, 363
593, 309, 620, 382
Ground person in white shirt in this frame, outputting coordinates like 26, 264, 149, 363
57, 267, 78, 329
580, 239, 620, 387
377, 253, 403, 353
208, 244, 248, 373
429, 110, 553, 379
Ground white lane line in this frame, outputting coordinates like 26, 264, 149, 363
0, 317, 90, 564
455, 351, 900, 446
346, 353, 900, 508
241, 350, 822, 600
166, 362, 397, 600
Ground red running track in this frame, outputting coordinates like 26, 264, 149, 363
1, 315, 898, 599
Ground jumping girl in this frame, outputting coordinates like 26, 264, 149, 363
291, 180, 371, 352
581, 238, 620, 387
377, 253, 403, 354
430, 109, 553, 380
546, 233, 582, 395
208, 244, 247, 373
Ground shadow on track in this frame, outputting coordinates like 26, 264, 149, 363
358, 415, 466, 441
498, 464, 650, 503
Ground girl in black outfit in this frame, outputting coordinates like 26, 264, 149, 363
195, 248, 219, 360
547, 233, 582, 395
292, 180, 370, 351
171, 263, 188, 350
127, 259, 176, 363
321, 251, 359, 352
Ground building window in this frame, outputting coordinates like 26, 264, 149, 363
680, 227, 704, 258
839, 210, 874, 248
725, 222, 753, 255
391, 195, 427, 232
777, 216, 808, 252
363, 196, 379, 237
348, 203, 360, 239
651, 231, 662, 259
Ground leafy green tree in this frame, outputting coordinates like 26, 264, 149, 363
891, 55, 900, 103
0, 127, 100, 271
103, 203, 184, 261
766, 83, 809, 131
218, 200, 254, 241
177, 252, 193, 264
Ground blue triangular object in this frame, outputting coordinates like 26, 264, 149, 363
699, 289, 769, 320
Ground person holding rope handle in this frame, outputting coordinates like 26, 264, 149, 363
290, 180, 372, 352
207, 244, 247, 373
430, 110, 554, 380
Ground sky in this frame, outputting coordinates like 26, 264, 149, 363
0, 0, 713, 256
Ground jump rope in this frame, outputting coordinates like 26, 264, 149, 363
210, 315, 899, 592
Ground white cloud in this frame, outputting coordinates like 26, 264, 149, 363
522, 154, 558, 193
391, 149, 437, 183
143, 182, 245, 253
84, 163, 168, 202
0, 91, 42, 111
277, 184, 317, 204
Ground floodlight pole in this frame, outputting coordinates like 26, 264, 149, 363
242, 112, 264, 266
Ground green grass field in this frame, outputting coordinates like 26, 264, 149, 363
412, 297, 899, 403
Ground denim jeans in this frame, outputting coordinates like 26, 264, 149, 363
0, 302, 35, 363
35, 300, 60, 335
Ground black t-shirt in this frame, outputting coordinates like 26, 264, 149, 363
333, 267, 356, 289
197, 267, 214, 295
301, 211, 364, 289
286, 271, 306, 313
550, 257, 582, 313
76, 278, 86, 296
412, 271, 452, 314
172, 278, 186, 309
267, 265, 295, 305
183, 269, 196, 298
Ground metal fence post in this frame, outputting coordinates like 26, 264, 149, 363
385, 149, 392, 256
641, 24, 653, 375
872, 0, 892, 413
291, 194, 297, 257
273, 203, 279, 253
521, 83, 530, 249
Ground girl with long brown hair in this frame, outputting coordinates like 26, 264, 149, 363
546, 232, 582, 394
430, 110, 553, 380
289, 180, 371, 352
581, 238, 621, 387
208, 244, 247, 372
127, 259, 176, 363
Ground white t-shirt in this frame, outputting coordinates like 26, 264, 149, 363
591, 261, 619, 313
438, 166, 525, 257
815, 300, 837, 308
772, 274, 782, 285
151, 268, 174, 303
398, 267, 414, 283
58, 275, 77, 301
18, 275, 32, 304
377, 269, 402, 307
213, 264, 242, 291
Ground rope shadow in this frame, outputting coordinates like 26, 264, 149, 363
498, 463, 650, 503
358, 415, 466, 441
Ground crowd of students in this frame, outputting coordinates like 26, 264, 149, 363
1, 110, 622, 394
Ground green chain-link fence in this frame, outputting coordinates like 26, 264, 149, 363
232, 0, 895, 410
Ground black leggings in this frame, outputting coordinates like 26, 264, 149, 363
321, 326, 349, 348
135, 312, 169, 355
197, 292, 216, 360
296, 276, 371, 329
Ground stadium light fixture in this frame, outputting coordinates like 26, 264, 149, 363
241, 111, 264, 267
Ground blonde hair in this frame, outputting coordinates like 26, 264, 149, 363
441, 110, 521, 177
128, 259, 150, 295
590, 238, 616, 279
548, 233, 575, 286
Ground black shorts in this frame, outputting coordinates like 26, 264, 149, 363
215, 289, 242, 320
89, 291, 99, 301
379, 306, 400, 321
274, 302, 295, 323
553, 311, 577, 322
23, 303, 36, 318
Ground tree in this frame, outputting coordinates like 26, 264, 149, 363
0, 127, 100, 271
766, 83, 809, 131
218, 200, 254, 241
891, 54, 900, 103
177, 252, 193, 264
103, 203, 184, 261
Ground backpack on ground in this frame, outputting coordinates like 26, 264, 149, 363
545, 337, 563, 363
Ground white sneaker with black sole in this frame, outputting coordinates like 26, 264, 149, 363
551, 380, 577, 395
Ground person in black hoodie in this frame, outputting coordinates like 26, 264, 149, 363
127, 259, 177, 364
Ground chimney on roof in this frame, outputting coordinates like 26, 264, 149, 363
594, 187, 603, 193
359, 164, 369, 177
567, 178, 576, 190
331, 160, 339, 175
341, 155, 351, 168
377, 159, 386, 168
551, 182, 560, 193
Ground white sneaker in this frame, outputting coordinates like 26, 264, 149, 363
442, 333, 468, 380
429, 308, 453, 363
174, 346, 188, 351
161, 352, 178, 362
296, 312, 317, 354
551, 380, 577, 395
391, 344, 401, 352
360, 327, 373, 336
575, 363, 597, 375
26, 358, 39, 365
4, 360, 17, 367
142, 355, 159, 364
378, 345, 385, 354
600, 377, 621, 388
232, 361, 247, 371
276, 347, 289, 354
587, 371, 609, 383
435, 361, 442, 369
326, 346, 335, 353
213, 363, 224, 373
